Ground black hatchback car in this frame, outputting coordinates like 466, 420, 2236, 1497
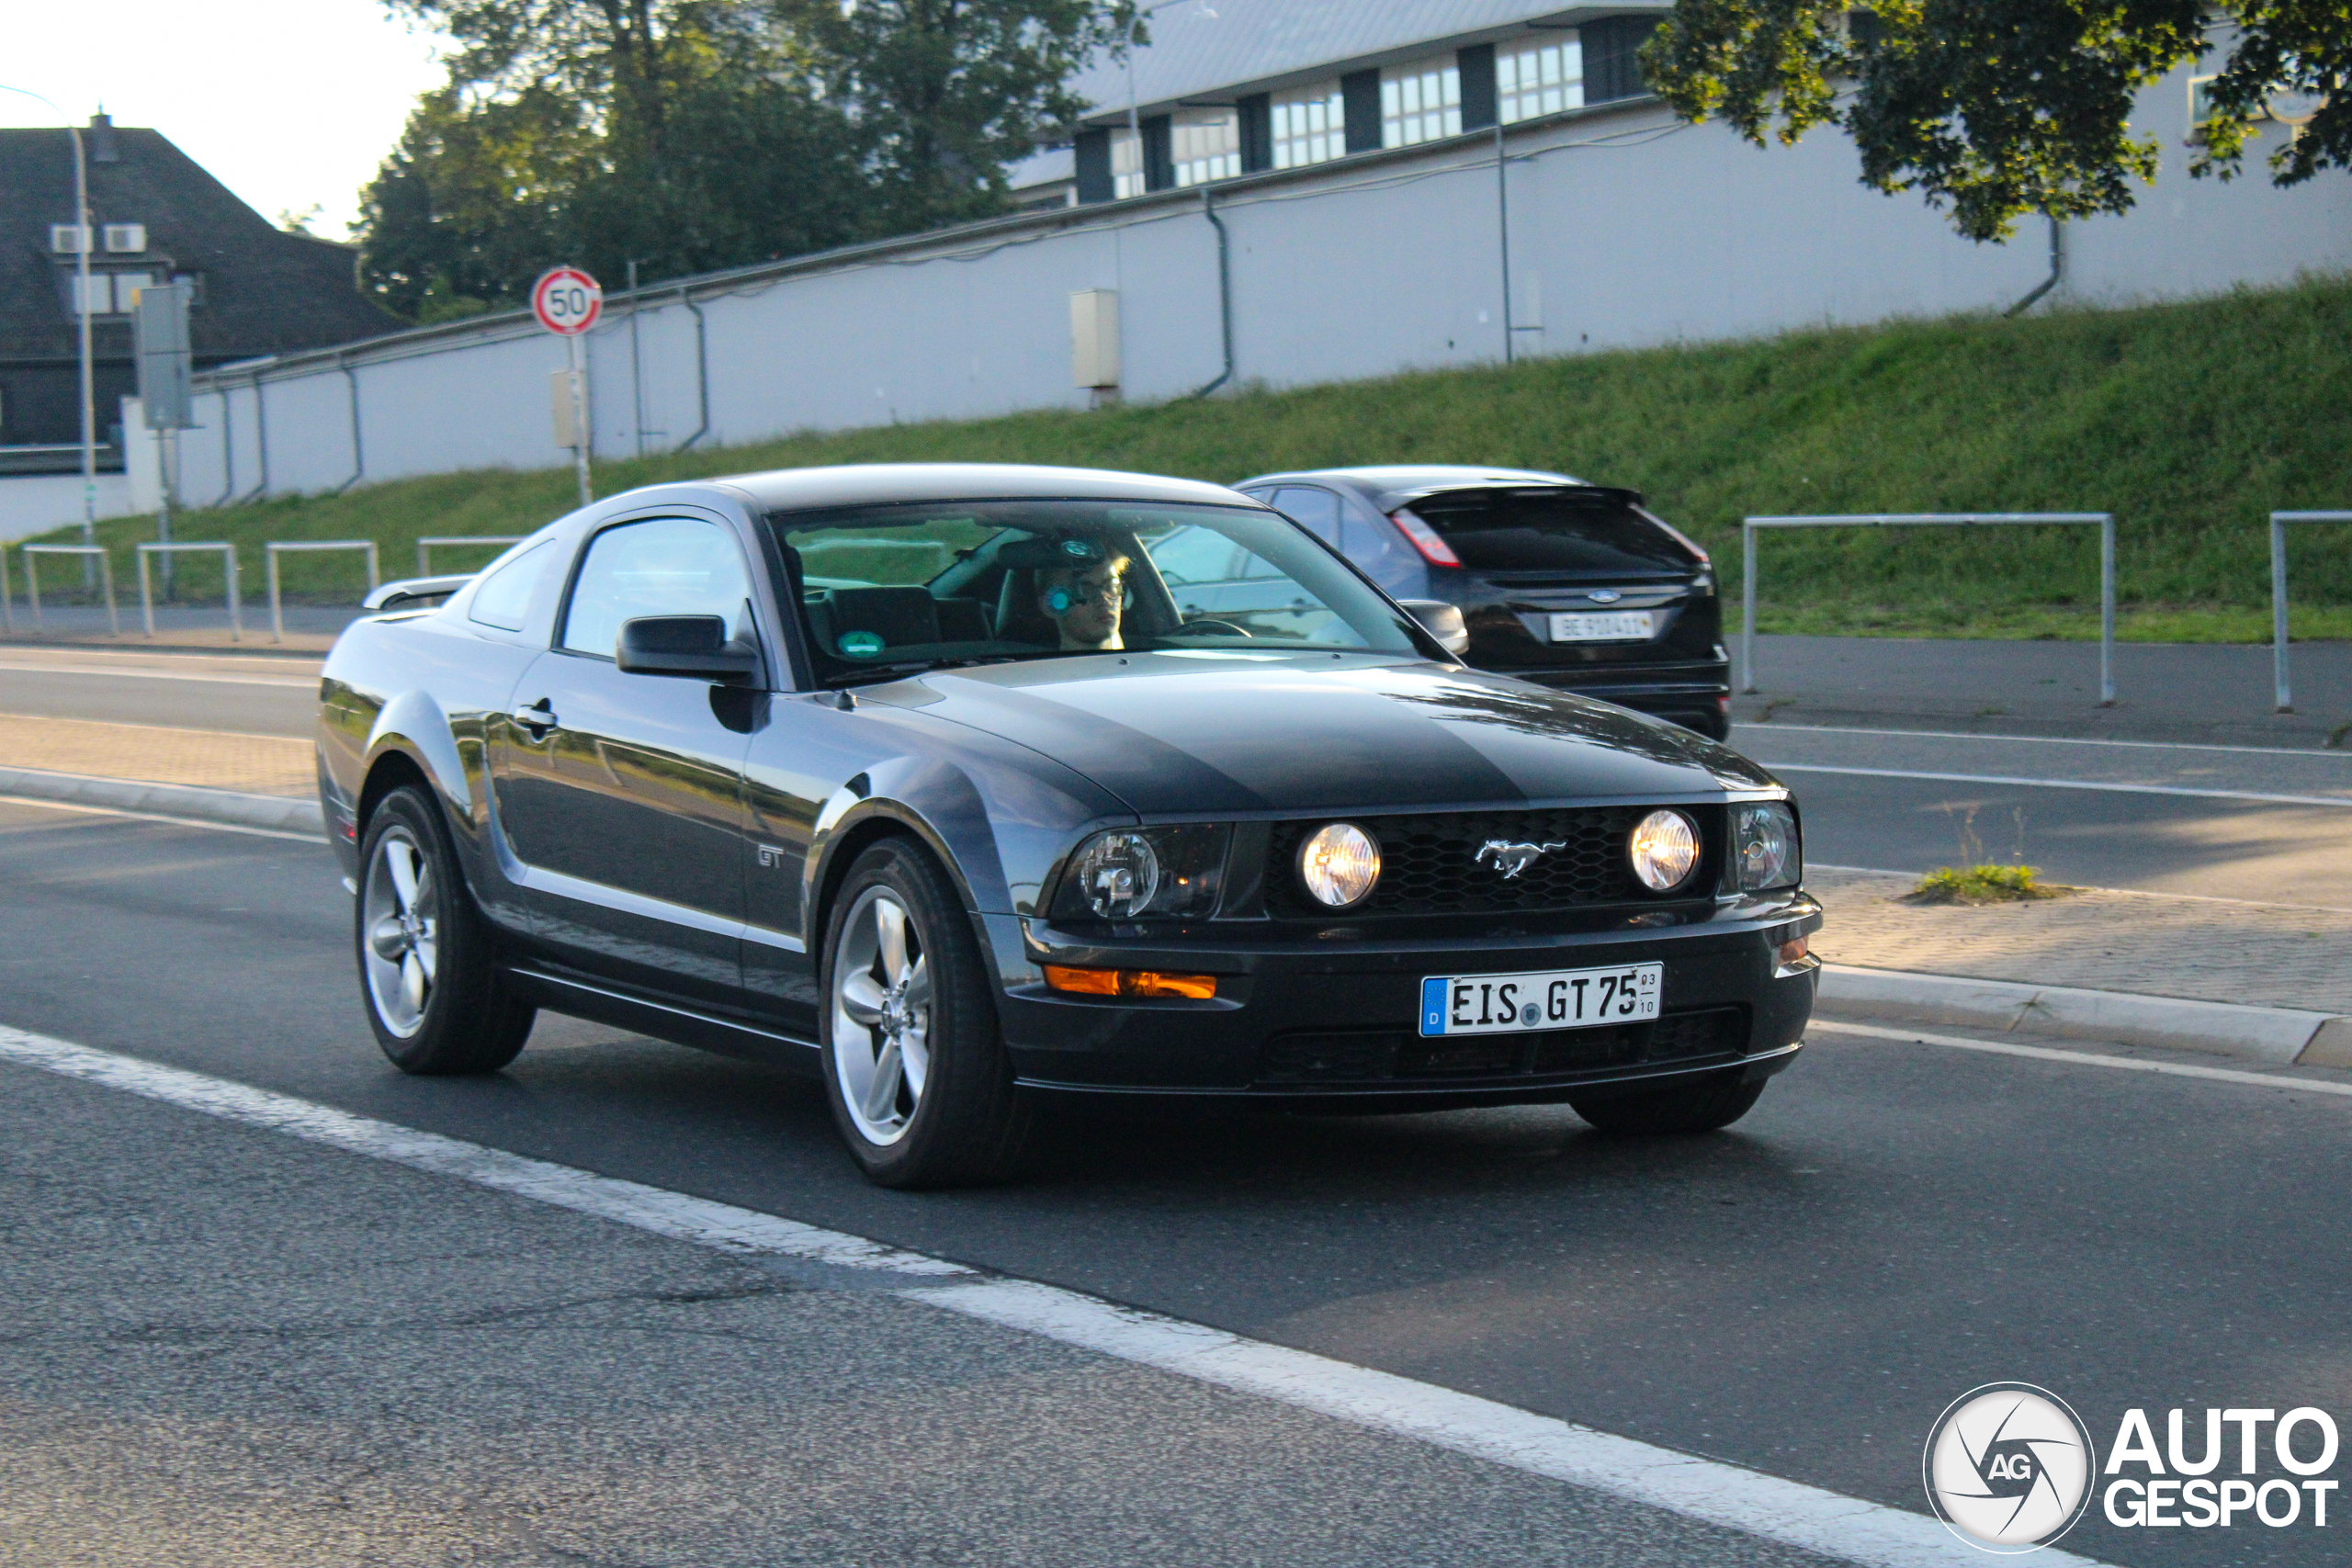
1234, 467, 1731, 739
319, 464, 1816, 1188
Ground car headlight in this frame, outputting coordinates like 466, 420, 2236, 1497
1053, 826, 1229, 922
1297, 822, 1381, 908
1733, 801, 1801, 891
1629, 809, 1701, 892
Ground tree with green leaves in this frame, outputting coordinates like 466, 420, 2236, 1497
359, 0, 1131, 321
772, 0, 1135, 233
1641, 3, 2351, 242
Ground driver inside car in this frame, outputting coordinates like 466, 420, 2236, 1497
1036, 549, 1130, 651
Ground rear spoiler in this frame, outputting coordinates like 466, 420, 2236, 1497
363, 573, 476, 613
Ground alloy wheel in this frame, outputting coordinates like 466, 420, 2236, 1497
362, 826, 440, 1038
831, 886, 933, 1145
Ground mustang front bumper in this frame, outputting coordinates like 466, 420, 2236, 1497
983, 891, 1821, 1108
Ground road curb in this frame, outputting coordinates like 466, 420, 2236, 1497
0, 765, 324, 837
1816, 964, 2352, 1068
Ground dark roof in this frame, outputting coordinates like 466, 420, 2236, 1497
696, 463, 1258, 514
0, 118, 401, 365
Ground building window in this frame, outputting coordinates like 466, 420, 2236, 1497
1110, 126, 1145, 198
65, 270, 153, 316
1381, 57, 1462, 148
1498, 34, 1583, 122
1271, 83, 1345, 168
1171, 108, 1240, 186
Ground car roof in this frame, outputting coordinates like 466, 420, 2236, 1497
1233, 465, 1589, 511
698, 462, 1256, 514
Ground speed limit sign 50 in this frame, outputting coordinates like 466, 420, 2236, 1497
531, 266, 603, 335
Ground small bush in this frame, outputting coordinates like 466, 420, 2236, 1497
1905, 863, 2065, 904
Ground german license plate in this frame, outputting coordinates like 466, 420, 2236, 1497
1419, 963, 1663, 1037
1548, 611, 1655, 642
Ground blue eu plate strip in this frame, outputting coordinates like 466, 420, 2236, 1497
1420, 976, 1449, 1037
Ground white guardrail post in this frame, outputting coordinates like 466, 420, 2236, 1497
265, 539, 380, 644
1739, 513, 2117, 706
137, 542, 243, 642
417, 535, 525, 575
2270, 511, 2352, 713
21, 545, 119, 638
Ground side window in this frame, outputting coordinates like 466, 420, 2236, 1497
467, 539, 553, 633
1142, 524, 1243, 586
1271, 486, 1342, 544
560, 516, 752, 659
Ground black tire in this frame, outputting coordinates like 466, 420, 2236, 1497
1569, 1070, 1766, 1134
355, 784, 535, 1075
820, 838, 1030, 1189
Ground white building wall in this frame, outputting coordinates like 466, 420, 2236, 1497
117, 66, 2347, 525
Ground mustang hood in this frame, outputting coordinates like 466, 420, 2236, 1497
874, 654, 1777, 816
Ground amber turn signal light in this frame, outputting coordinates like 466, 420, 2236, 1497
1043, 965, 1217, 999
1777, 935, 1810, 965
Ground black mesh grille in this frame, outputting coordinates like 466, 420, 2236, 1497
1260, 1006, 1747, 1086
1266, 807, 1671, 918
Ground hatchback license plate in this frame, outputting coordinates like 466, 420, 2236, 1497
1419, 963, 1663, 1037
1548, 611, 1655, 642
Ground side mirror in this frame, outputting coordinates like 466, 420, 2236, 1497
1396, 599, 1470, 658
616, 615, 762, 683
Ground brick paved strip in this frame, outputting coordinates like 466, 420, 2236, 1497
1811, 868, 2352, 1015
0, 713, 313, 797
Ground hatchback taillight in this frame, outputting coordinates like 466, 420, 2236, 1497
1389, 508, 1462, 567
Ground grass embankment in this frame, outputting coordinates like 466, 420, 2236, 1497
29, 276, 2352, 638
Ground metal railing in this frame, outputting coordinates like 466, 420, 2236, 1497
416, 535, 525, 575
21, 545, 119, 637
137, 542, 243, 642
265, 538, 379, 643
1741, 513, 2117, 706
2269, 511, 2352, 713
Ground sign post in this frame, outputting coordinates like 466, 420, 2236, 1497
135, 281, 194, 595
531, 266, 603, 507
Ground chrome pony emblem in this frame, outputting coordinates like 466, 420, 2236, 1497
1476, 840, 1566, 879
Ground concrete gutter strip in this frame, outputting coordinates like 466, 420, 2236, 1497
1816, 964, 2352, 1069
0, 766, 325, 838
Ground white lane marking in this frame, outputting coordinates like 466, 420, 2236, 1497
0, 1023, 2111, 1568
0, 662, 318, 688
1739, 723, 2352, 761
1810, 1018, 2352, 1098
1758, 761, 2352, 807
0, 793, 324, 843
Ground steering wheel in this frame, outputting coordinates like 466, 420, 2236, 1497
1177, 617, 1252, 638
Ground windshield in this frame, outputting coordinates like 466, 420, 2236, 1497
768, 499, 1427, 683
1406, 487, 1701, 576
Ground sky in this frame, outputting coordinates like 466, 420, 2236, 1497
0, 0, 453, 242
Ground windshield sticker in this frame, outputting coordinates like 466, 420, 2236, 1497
838, 630, 887, 658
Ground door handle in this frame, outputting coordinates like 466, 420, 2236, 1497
512, 699, 558, 737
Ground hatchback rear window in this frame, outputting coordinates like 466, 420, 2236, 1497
1405, 487, 1698, 575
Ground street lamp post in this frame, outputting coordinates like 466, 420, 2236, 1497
1, 86, 98, 581
1123, 2, 1213, 197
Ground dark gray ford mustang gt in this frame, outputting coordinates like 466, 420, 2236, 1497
319, 463, 1821, 1187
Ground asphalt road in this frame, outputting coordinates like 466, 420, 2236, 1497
5, 798, 2349, 1567
9, 646, 2352, 905
0, 648, 318, 735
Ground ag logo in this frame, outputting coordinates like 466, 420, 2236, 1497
1924, 1383, 2097, 1552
